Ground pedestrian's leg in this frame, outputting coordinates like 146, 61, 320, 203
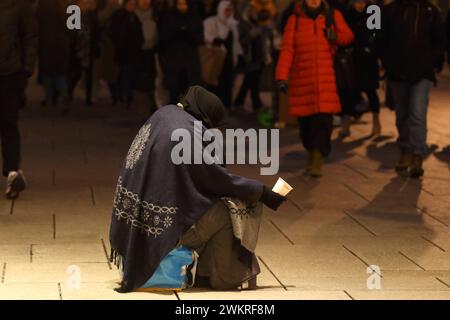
298, 116, 314, 152
42, 76, 54, 106
365, 89, 381, 135
408, 79, 431, 157
84, 61, 94, 105
366, 89, 380, 114
309, 114, 333, 177
390, 81, 413, 173
234, 72, 250, 107
408, 79, 431, 178
313, 114, 333, 158
298, 116, 314, 174
108, 82, 119, 105
68, 61, 82, 102
338, 89, 354, 137
0, 73, 26, 199
249, 70, 262, 111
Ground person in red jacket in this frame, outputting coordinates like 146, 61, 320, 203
276, 0, 353, 177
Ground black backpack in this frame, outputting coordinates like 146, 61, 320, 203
325, 8, 357, 90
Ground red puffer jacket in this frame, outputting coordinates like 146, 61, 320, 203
276, 5, 354, 117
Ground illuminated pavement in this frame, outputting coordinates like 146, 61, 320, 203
1, 69, 450, 300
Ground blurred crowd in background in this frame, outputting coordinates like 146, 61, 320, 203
0, 0, 449, 198
26, 0, 450, 126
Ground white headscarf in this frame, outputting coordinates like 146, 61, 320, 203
215, 0, 234, 39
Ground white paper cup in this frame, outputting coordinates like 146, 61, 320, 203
272, 177, 293, 196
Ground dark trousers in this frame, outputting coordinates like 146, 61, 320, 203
354, 88, 380, 114
180, 201, 260, 290
298, 114, 333, 157
234, 70, 262, 110
0, 73, 25, 177
339, 88, 358, 116
68, 59, 94, 103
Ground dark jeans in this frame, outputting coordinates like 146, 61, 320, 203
234, 70, 262, 110
0, 73, 26, 177
298, 114, 333, 157
389, 79, 432, 156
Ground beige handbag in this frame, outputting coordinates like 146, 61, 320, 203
198, 45, 227, 87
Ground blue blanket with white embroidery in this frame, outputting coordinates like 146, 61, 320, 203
109, 105, 263, 292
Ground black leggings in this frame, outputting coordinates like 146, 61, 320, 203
298, 114, 333, 157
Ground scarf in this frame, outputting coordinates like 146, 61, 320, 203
179, 86, 227, 129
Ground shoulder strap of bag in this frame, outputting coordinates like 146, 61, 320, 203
325, 6, 335, 30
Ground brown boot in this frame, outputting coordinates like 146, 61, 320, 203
409, 154, 424, 178
371, 113, 381, 136
395, 151, 413, 175
310, 149, 324, 178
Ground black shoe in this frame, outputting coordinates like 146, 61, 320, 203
395, 152, 413, 174
409, 154, 424, 178
6, 170, 26, 199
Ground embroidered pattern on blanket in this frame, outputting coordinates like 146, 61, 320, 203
222, 198, 256, 218
113, 177, 178, 237
125, 124, 151, 170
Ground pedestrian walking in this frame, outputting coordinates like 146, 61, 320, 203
0, 0, 38, 199
204, 0, 242, 108
276, 0, 353, 177
380, 0, 445, 178
348, 0, 381, 136
158, 0, 203, 103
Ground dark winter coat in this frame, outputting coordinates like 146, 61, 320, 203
348, 8, 380, 89
158, 8, 204, 68
238, 19, 265, 72
379, 0, 445, 84
37, 1, 70, 76
0, 0, 38, 76
109, 8, 144, 66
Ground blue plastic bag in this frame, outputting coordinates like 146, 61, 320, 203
139, 246, 198, 292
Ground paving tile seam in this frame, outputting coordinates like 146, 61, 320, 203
101, 238, 112, 270
267, 219, 295, 245
343, 210, 377, 237
397, 251, 426, 271
257, 256, 288, 291
420, 236, 446, 252
342, 245, 382, 277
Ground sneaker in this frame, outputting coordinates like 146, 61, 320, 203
6, 170, 26, 199
409, 154, 424, 178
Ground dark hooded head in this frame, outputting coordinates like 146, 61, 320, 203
179, 86, 227, 129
